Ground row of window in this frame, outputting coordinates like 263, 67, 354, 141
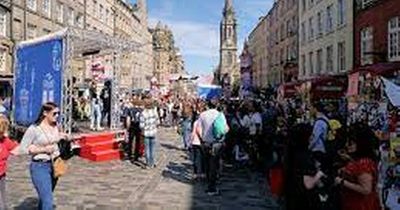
267, 15, 297, 49
270, 44, 298, 67
91, 0, 112, 25
27, 0, 130, 28
361, 17, 400, 64
301, 0, 324, 12
301, 41, 346, 76
301, 0, 345, 43
25, 0, 84, 28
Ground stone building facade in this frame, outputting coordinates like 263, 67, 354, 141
299, 0, 353, 79
248, 15, 268, 88
0, 0, 154, 94
0, 1, 13, 97
114, 0, 153, 89
354, 0, 400, 69
151, 22, 185, 87
267, 0, 298, 86
246, 0, 298, 88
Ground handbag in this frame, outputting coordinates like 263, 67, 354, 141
38, 126, 68, 178
58, 139, 74, 160
52, 157, 67, 178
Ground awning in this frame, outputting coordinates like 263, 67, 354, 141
351, 62, 400, 76
280, 81, 302, 98
309, 75, 348, 100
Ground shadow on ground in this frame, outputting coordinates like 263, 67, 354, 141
160, 143, 185, 152
161, 152, 280, 210
14, 197, 38, 210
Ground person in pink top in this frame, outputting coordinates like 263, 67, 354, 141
191, 118, 205, 180
0, 115, 20, 210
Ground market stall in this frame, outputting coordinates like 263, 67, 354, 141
346, 64, 400, 209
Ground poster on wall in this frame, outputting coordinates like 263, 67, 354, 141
14, 38, 64, 126
347, 72, 359, 96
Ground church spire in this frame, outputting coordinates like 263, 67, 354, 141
224, 0, 234, 15
225, 0, 233, 10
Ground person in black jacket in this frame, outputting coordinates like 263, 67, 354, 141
101, 81, 112, 127
285, 123, 328, 210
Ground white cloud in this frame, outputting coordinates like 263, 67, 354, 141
150, 18, 219, 58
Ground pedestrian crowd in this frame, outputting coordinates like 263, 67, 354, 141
130, 95, 381, 210
0, 92, 385, 210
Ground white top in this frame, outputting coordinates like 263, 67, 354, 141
19, 125, 61, 161
139, 108, 159, 137
241, 115, 251, 129
191, 119, 202, 146
199, 109, 227, 143
249, 112, 262, 135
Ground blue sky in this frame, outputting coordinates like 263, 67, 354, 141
133, 0, 274, 76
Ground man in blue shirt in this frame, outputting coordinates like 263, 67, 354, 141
309, 101, 329, 170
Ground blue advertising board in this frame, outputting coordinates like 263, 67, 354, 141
197, 85, 222, 100
13, 38, 64, 126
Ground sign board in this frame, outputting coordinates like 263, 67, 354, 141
347, 72, 359, 96
14, 38, 64, 126
197, 85, 222, 100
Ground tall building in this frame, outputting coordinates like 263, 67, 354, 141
267, 0, 299, 86
246, 0, 298, 88
217, 0, 239, 85
354, 0, 400, 70
0, 1, 12, 97
114, 0, 153, 89
248, 15, 268, 88
151, 22, 185, 87
0, 0, 154, 93
299, 0, 353, 79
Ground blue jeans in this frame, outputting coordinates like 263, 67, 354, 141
30, 162, 58, 210
90, 102, 102, 129
192, 145, 204, 175
181, 119, 192, 149
203, 143, 223, 192
144, 136, 156, 167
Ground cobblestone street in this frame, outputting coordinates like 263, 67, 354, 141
5, 128, 278, 210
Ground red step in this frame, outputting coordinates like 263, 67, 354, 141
83, 150, 123, 162
80, 140, 119, 153
80, 133, 115, 144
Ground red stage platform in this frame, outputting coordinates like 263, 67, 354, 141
72, 130, 126, 162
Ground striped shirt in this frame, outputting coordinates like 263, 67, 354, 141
139, 108, 159, 137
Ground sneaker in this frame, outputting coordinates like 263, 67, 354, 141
206, 189, 220, 196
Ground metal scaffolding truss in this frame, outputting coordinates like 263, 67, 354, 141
58, 28, 145, 134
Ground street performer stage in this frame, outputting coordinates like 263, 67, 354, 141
71, 129, 126, 162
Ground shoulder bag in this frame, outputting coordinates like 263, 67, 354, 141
39, 126, 68, 178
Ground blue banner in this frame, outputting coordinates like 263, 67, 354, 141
197, 85, 222, 100
14, 38, 63, 126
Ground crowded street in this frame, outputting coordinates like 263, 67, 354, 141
0, 0, 400, 210
5, 127, 276, 209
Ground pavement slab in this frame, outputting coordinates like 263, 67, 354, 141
5, 127, 278, 210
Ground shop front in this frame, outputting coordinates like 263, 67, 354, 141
0, 75, 13, 98
309, 75, 348, 102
